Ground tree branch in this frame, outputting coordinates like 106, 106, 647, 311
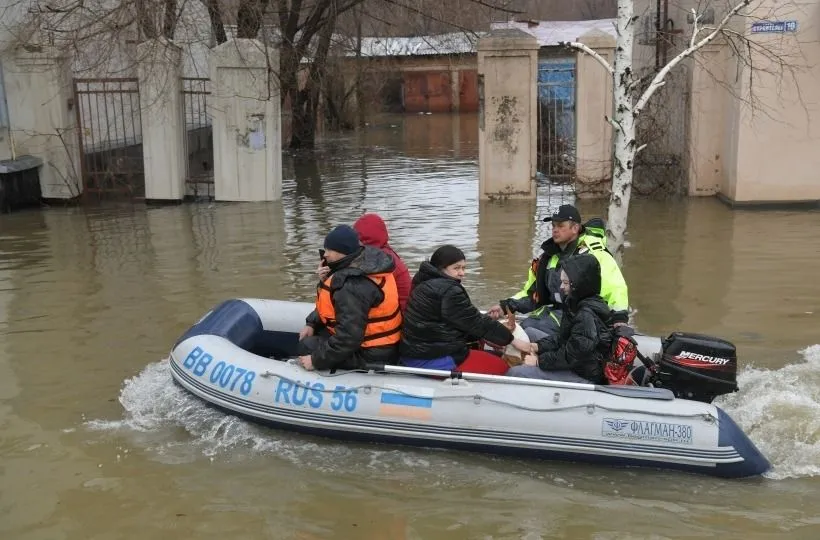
559, 40, 614, 75
634, 0, 752, 116
689, 8, 699, 49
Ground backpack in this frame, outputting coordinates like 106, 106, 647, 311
605, 333, 639, 385
603, 326, 654, 386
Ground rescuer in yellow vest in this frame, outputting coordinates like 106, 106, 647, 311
298, 225, 402, 371
487, 204, 629, 341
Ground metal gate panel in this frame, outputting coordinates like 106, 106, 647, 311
536, 57, 576, 183
181, 77, 214, 200
73, 78, 144, 199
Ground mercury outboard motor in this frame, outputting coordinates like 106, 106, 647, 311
649, 332, 739, 403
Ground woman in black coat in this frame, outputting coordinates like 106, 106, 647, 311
399, 245, 531, 374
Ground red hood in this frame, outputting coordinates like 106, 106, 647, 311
354, 213, 389, 248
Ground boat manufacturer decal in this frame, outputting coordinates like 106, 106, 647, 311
181, 346, 256, 396
676, 351, 732, 365
379, 385, 434, 420
602, 418, 693, 445
273, 378, 359, 413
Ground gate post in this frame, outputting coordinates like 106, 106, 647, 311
477, 28, 538, 200
687, 43, 729, 197
2, 46, 81, 199
210, 39, 282, 202
137, 38, 186, 202
574, 29, 616, 198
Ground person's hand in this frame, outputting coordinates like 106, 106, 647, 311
317, 262, 330, 280
524, 353, 538, 367
503, 307, 517, 332
298, 355, 314, 371
511, 338, 532, 353
486, 304, 503, 320
299, 326, 314, 340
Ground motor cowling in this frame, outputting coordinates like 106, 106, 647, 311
651, 332, 739, 403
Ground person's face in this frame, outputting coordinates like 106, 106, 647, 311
559, 269, 571, 296
322, 249, 347, 263
552, 220, 581, 245
442, 259, 467, 281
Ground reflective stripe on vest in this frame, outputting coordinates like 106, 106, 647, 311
315, 272, 402, 347
583, 236, 606, 252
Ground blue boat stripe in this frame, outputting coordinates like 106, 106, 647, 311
380, 392, 434, 408
170, 362, 740, 462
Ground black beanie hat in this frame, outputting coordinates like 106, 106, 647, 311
430, 245, 465, 269
324, 225, 361, 255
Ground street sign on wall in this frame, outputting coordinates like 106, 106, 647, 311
751, 20, 798, 34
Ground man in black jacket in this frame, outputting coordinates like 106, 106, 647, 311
505, 254, 613, 384
298, 225, 402, 371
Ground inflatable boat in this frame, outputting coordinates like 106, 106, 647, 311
168, 298, 771, 479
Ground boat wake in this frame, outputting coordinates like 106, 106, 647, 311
86, 345, 820, 480
85, 357, 466, 482
715, 344, 820, 480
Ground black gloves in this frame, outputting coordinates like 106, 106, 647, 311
499, 298, 520, 314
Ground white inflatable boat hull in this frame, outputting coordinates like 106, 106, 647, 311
168, 299, 770, 478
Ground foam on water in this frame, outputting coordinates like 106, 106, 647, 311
85, 358, 485, 485
87, 346, 820, 481
715, 344, 820, 480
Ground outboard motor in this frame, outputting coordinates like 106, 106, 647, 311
650, 332, 739, 403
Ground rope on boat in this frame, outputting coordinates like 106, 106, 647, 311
260, 370, 718, 423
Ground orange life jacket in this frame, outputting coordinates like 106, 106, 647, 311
315, 272, 402, 347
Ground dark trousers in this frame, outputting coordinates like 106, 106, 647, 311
297, 329, 331, 356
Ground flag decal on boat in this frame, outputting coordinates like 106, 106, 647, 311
379, 385, 434, 420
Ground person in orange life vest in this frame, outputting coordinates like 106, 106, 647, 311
399, 245, 531, 375
298, 225, 402, 371
353, 213, 412, 312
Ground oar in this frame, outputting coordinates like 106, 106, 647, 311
366, 363, 593, 390
362, 363, 675, 400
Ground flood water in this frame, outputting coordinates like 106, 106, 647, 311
2, 113, 820, 539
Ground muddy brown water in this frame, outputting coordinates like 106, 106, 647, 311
2, 114, 820, 539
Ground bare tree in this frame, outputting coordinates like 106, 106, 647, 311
2, 0, 519, 149
560, 0, 804, 263
244, 0, 520, 148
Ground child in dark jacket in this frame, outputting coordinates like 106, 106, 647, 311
506, 254, 613, 383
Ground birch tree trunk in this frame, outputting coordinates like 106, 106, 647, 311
564, 0, 753, 266
607, 0, 637, 263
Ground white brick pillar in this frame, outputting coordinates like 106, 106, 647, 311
477, 29, 538, 200
574, 29, 616, 198
137, 37, 186, 201
210, 39, 282, 202
3, 46, 81, 199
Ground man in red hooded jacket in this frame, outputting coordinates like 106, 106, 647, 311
353, 213, 412, 312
